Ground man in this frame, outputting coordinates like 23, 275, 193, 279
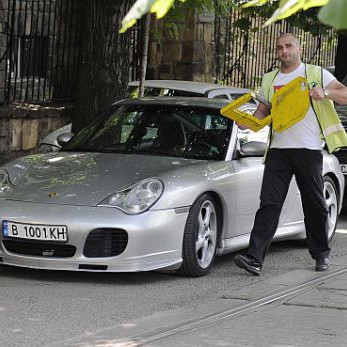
234, 33, 347, 276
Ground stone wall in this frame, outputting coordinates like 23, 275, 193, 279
0, 103, 72, 160
147, 10, 215, 82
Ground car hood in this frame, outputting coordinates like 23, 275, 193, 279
3, 152, 203, 206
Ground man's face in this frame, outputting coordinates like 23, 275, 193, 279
276, 36, 302, 67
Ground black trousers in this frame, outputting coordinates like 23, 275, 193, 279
247, 148, 330, 265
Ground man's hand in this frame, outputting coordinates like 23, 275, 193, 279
253, 102, 271, 121
310, 87, 325, 101
310, 80, 347, 105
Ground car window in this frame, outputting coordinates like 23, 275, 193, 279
63, 104, 233, 160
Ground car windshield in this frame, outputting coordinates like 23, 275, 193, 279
63, 104, 233, 160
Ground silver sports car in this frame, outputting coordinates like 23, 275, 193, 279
0, 97, 344, 276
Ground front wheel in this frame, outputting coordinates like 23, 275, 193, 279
323, 176, 339, 242
178, 193, 221, 277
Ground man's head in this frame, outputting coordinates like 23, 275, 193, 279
276, 33, 302, 71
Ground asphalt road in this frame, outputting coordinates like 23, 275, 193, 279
1, 213, 347, 346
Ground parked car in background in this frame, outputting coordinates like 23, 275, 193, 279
36, 80, 255, 153
332, 105, 347, 209
0, 97, 343, 276
127, 80, 253, 101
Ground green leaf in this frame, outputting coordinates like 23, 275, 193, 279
318, 0, 347, 30
234, 17, 252, 30
302, 0, 330, 9
119, 0, 188, 33
151, 0, 187, 18
264, 0, 329, 26
241, 0, 270, 8
120, 0, 155, 33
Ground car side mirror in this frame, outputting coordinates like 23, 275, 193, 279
57, 132, 74, 147
239, 141, 266, 157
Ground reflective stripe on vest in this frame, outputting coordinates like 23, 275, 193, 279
322, 123, 345, 137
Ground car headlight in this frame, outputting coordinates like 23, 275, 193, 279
0, 169, 13, 196
98, 178, 164, 214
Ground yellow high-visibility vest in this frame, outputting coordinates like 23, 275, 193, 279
262, 64, 347, 153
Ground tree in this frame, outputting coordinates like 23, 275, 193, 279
120, 0, 236, 33
120, 0, 188, 34
241, 0, 347, 30
73, 0, 235, 131
120, 0, 236, 99
241, 0, 347, 82
119, 0, 347, 83
72, 0, 133, 132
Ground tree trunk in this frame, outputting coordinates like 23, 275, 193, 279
72, 0, 133, 132
139, 13, 151, 97
334, 34, 347, 84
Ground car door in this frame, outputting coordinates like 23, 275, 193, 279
231, 125, 303, 237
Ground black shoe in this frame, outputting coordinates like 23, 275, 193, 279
315, 258, 330, 271
234, 254, 262, 276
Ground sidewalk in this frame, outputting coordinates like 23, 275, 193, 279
51, 215, 347, 347
57, 255, 347, 347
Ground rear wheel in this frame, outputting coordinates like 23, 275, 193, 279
178, 193, 221, 277
323, 176, 338, 242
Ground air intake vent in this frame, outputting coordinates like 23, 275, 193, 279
3, 240, 76, 257
83, 228, 128, 258
78, 264, 108, 271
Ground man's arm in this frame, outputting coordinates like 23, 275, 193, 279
252, 102, 271, 120
310, 79, 347, 105
236, 102, 270, 130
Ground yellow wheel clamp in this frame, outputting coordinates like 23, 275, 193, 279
220, 76, 310, 132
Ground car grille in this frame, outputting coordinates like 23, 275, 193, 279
2, 239, 76, 257
83, 228, 128, 258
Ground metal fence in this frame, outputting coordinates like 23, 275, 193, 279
1, 1, 337, 104
2, 0, 78, 103
1, 0, 142, 104
215, 11, 337, 90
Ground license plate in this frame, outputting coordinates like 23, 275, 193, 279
2, 221, 68, 242
341, 164, 347, 175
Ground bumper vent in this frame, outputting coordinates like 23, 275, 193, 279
83, 228, 128, 258
2, 240, 76, 257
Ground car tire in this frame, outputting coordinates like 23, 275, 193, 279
178, 193, 221, 277
324, 175, 339, 242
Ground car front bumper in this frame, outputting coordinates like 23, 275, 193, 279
0, 200, 188, 272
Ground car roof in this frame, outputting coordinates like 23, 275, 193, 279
115, 96, 231, 110
127, 80, 250, 95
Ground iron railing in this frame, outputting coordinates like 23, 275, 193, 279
1, 0, 141, 104
215, 11, 337, 90
0, 1, 337, 104
2, 0, 81, 103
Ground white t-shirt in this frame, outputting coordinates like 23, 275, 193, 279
261, 63, 336, 150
